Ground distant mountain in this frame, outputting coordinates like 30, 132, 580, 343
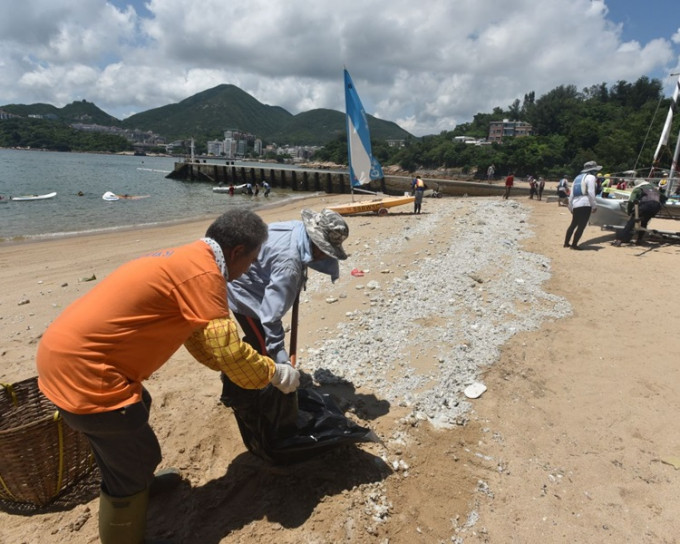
267, 108, 411, 146
2, 84, 413, 146
121, 84, 412, 145
2, 100, 120, 126
121, 84, 292, 142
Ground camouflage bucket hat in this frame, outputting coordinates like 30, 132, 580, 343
301, 208, 349, 260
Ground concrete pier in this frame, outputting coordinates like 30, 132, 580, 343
166, 160, 532, 197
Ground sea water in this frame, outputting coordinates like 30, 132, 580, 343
0, 149, 299, 241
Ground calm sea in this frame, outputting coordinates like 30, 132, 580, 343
0, 149, 303, 242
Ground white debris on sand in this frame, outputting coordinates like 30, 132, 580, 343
303, 199, 572, 428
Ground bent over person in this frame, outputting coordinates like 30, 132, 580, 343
36, 208, 299, 544
612, 179, 665, 246
220, 208, 349, 454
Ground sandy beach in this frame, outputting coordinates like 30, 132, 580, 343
2, 191, 680, 543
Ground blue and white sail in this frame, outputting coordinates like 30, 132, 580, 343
344, 69, 384, 188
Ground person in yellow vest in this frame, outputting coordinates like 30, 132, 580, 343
600, 173, 612, 197
411, 176, 427, 214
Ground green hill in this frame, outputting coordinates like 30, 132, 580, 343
2, 100, 120, 126
268, 108, 411, 146
2, 84, 414, 146
121, 84, 293, 142
121, 85, 412, 145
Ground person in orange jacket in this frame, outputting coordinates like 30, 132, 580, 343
36, 208, 299, 543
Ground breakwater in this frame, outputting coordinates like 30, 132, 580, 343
166, 160, 532, 197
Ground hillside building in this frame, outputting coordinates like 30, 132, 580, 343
488, 119, 533, 143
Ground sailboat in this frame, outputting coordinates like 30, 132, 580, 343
591, 73, 680, 227
327, 69, 414, 216
650, 73, 680, 192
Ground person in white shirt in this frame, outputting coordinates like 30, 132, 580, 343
563, 161, 600, 250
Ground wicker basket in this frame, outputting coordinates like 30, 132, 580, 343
0, 376, 95, 506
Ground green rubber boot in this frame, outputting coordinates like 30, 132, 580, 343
98, 487, 149, 544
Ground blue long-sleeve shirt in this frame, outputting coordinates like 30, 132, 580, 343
227, 221, 339, 364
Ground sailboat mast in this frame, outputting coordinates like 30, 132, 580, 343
667, 127, 680, 195
650, 74, 680, 178
344, 70, 355, 202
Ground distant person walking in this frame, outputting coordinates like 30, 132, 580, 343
487, 164, 495, 182
528, 177, 537, 199
412, 176, 426, 214
537, 177, 545, 201
563, 160, 600, 250
503, 173, 514, 199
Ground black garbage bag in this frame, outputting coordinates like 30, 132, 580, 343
221, 378, 374, 465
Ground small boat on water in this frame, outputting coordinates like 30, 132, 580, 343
10, 191, 57, 201
213, 184, 246, 194
102, 191, 151, 201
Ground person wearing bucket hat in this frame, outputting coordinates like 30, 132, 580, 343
563, 160, 600, 250
581, 160, 603, 173
219, 208, 349, 455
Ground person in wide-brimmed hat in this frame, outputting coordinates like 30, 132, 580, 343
219, 208, 349, 457
581, 160, 603, 173
563, 160, 600, 250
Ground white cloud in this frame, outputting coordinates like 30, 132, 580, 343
0, 0, 678, 136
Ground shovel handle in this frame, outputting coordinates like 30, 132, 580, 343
289, 292, 300, 368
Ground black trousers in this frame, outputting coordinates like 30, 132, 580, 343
564, 206, 592, 247
60, 387, 161, 497
220, 313, 298, 460
617, 201, 662, 243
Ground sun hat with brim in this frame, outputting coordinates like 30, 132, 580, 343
581, 160, 603, 173
301, 208, 349, 260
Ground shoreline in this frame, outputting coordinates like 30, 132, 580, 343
0, 191, 328, 247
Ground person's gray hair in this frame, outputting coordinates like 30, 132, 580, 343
205, 208, 268, 252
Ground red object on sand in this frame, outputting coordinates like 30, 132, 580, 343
351, 268, 365, 277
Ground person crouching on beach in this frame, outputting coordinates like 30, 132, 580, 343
219, 208, 349, 456
36, 208, 299, 544
563, 161, 599, 250
557, 176, 569, 206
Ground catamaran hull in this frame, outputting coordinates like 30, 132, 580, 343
590, 196, 629, 227
327, 196, 415, 216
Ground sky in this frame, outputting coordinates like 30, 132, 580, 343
1, 0, 679, 137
